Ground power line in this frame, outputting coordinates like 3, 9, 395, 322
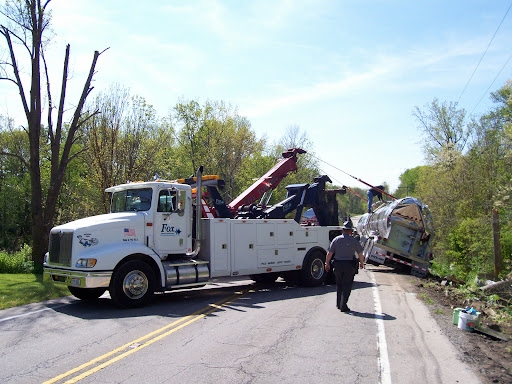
470, 52, 512, 115
457, 1, 512, 104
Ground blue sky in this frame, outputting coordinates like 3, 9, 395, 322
2, 1, 512, 191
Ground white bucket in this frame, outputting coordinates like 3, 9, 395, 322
458, 312, 478, 331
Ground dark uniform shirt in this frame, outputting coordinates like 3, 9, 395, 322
328, 234, 363, 261
369, 186, 384, 200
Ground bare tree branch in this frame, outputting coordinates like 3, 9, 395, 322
41, 47, 54, 143
68, 147, 88, 162
0, 26, 29, 118
0, 150, 29, 168
75, 109, 100, 131
55, 44, 70, 148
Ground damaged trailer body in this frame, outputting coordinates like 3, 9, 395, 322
356, 197, 434, 277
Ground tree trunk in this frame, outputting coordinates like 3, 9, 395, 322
29, 1, 44, 269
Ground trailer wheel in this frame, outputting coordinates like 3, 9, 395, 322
68, 286, 106, 301
299, 250, 326, 287
110, 260, 155, 308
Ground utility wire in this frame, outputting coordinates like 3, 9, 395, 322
470, 52, 512, 115
457, 1, 512, 104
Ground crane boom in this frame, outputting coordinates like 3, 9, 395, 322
227, 148, 306, 214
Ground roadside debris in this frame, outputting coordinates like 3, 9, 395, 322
480, 278, 512, 293
474, 325, 509, 341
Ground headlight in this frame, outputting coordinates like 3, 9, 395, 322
43, 252, 49, 265
76, 258, 97, 268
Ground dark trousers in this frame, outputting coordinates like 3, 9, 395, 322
333, 260, 355, 309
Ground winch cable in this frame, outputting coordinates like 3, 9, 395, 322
318, 167, 368, 202
312, 154, 397, 200
345, 186, 368, 202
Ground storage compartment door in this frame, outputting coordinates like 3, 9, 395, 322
210, 221, 230, 277
231, 222, 257, 273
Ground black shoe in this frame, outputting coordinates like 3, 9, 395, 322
340, 306, 350, 312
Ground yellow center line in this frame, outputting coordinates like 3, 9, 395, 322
43, 289, 253, 384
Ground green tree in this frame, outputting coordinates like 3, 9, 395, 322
414, 83, 512, 279
85, 87, 172, 213
267, 126, 320, 204
170, 99, 264, 201
85, 84, 130, 212
337, 186, 367, 218
413, 98, 470, 165
394, 166, 427, 198
0, 117, 31, 250
0, 1, 104, 268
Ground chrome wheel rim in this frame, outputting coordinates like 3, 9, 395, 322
122, 270, 148, 299
310, 257, 324, 280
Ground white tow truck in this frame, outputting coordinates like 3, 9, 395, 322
44, 166, 344, 307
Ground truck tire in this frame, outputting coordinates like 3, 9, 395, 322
68, 286, 106, 301
299, 250, 326, 287
110, 260, 155, 308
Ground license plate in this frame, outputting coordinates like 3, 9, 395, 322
369, 253, 385, 264
71, 277, 81, 287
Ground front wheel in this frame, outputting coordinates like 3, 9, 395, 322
110, 260, 155, 308
68, 286, 106, 301
299, 250, 326, 287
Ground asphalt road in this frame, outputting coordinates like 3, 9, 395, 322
0, 266, 482, 384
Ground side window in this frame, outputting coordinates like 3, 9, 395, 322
157, 190, 177, 213
177, 189, 187, 216
111, 188, 152, 212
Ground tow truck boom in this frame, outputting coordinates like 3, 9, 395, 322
227, 148, 306, 215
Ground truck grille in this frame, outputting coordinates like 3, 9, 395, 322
49, 231, 73, 266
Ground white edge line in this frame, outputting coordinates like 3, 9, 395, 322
0, 303, 72, 323
369, 270, 392, 384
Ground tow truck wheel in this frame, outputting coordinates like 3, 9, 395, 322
299, 250, 327, 287
110, 260, 155, 308
68, 286, 106, 301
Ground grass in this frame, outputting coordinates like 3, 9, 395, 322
0, 273, 71, 310
418, 292, 435, 305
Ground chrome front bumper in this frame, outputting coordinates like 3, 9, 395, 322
43, 267, 112, 288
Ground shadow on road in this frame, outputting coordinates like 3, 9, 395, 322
50, 279, 338, 320
346, 310, 396, 321
48, 269, 403, 322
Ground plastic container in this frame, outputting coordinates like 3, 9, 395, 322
452, 308, 464, 325
458, 311, 478, 331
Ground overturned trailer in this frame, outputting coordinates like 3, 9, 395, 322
356, 197, 434, 277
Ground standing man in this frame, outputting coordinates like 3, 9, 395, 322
325, 221, 364, 312
367, 185, 384, 213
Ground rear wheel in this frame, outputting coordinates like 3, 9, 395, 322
68, 286, 106, 301
110, 260, 155, 308
299, 250, 326, 287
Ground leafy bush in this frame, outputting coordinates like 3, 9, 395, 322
0, 244, 34, 273
442, 218, 493, 281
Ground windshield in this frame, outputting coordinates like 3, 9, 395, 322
111, 188, 153, 212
